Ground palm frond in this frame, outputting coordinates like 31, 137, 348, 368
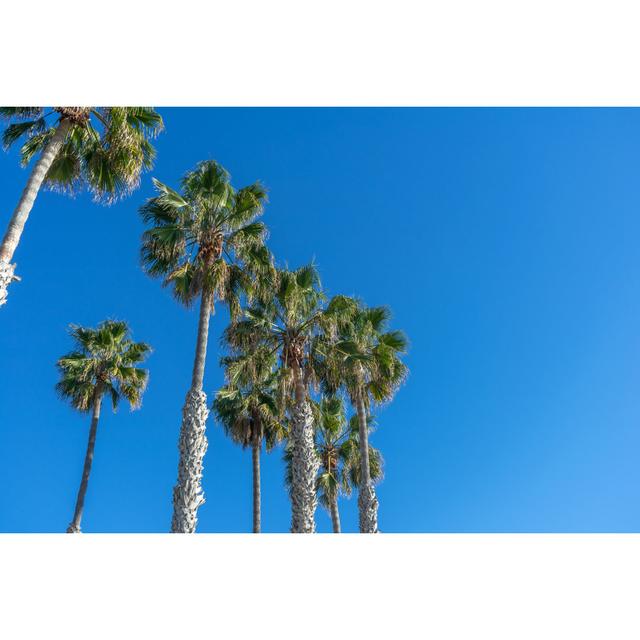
2, 118, 46, 149
0, 107, 44, 120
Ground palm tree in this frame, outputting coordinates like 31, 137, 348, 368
224, 265, 324, 533
319, 298, 407, 533
140, 160, 271, 533
312, 396, 351, 533
56, 320, 150, 533
212, 349, 285, 532
311, 397, 384, 533
0, 107, 163, 307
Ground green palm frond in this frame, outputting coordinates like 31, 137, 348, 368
19, 130, 55, 165
0, 107, 44, 120
347, 443, 384, 488
378, 330, 408, 353
2, 118, 47, 149
225, 183, 268, 230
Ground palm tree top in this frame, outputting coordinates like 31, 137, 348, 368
222, 263, 327, 406
214, 344, 286, 449
55, 320, 151, 413
139, 159, 272, 313
225, 264, 325, 355
318, 296, 409, 406
0, 107, 163, 203
213, 379, 285, 451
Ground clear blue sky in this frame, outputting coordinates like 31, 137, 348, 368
1, 108, 640, 533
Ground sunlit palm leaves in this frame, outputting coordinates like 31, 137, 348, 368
1, 107, 163, 202
56, 320, 151, 412
318, 297, 409, 411
139, 160, 272, 315
223, 264, 325, 403
213, 348, 286, 451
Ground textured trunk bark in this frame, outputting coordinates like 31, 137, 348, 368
67, 387, 103, 533
356, 383, 379, 533
171, 288, 213, 533
0, 118, 72, 307
329, 492, 341, 533
252, 441, 261, 533
289, 364, 319, 533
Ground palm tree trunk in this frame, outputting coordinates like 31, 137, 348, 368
0, 118, 72, 307
289, 363, 319, 533
355, 383, 379, 533
252, 440, 261, 533
329, 492, 341, 533
67, 386, 103, 533
171, 288, 213, 533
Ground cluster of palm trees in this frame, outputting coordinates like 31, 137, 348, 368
1, 107, 408, 534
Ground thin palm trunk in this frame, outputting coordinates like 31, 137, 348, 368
252, 440, 261, 533
355, 383, 379, 533
67, 386, 103, 533
289, 363, 319, 533
0, 118, 72, 307
171, 287, 214, 533
329, 492, 341, 533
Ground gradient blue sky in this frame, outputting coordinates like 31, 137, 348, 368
1, 108, 640, 533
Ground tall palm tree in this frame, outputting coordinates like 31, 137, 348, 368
319, 298, 407, 533
55, 320, 150, 533
140, 160, 271, 533
224, 265, 324, 533
212, 349, 285, 533
0, 107, 163, 307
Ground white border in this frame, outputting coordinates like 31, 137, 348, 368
0, 534, 638, 639
2, 0, 640, 105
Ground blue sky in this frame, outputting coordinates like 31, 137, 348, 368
1, 108, 640, 533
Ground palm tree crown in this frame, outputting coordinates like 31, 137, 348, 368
223, 264, 325, 401
1, 107, 163, 202
321, 298, 408, 410
213, 350, 285, 451
140, 160, 272, 317
56, 320, 150, 412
